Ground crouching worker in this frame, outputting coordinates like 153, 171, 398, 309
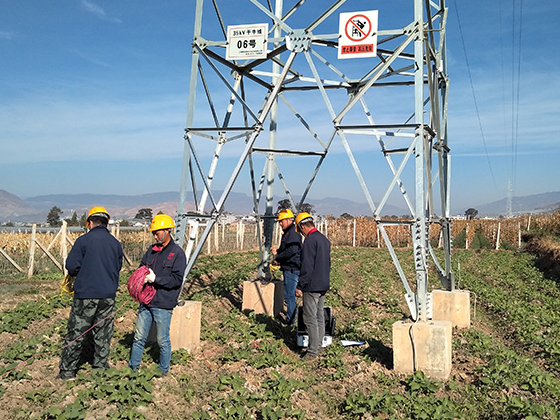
128, 214, 186, 377
58, 206, 123, 380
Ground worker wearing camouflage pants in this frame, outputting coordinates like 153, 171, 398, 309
58, 206, 123, 380
59, 298, 116, 375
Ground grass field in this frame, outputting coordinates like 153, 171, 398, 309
1, 243, 560, 419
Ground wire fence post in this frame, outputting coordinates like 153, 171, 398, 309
236, 221, 240, 249
214, 223, 218, 252
352, 218, 356, 247
61, 221, 68, 276
142, 222, 147, 251
27, 224, 37, 278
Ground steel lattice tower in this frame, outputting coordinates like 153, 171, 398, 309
176, 0, 454, 321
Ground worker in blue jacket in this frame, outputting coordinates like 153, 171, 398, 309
272, 208, 302, 326
129, 214, 186, 377
295, 212, 331, 359
58, 206, 123, 380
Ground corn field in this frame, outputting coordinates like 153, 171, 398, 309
1, 212, 559, 277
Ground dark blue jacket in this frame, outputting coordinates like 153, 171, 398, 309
297, 229, 331, 293
66, 225, 123, 299
274, 222, 302, 272
140, 238, 186, 310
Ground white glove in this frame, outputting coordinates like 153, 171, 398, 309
144, 268, 156, 283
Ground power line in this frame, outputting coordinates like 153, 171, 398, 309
498, 0, 510, 177
512, 0, 523, 196
453, 0, 501, 195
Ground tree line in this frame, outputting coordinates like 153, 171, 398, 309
45, 206, 158, 227
44, 202, 479, 228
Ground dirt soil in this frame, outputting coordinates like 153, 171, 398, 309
7, 240, 548, 420
0, 279, 491, 420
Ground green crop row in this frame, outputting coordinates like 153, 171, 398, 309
2, 246, 560, 419
455, 249, 560, 370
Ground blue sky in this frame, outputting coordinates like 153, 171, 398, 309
1, 0, 558, 215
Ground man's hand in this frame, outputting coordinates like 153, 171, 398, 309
295, 289, 302, 297
271, 249, 277, 256
144, 268, 156, 283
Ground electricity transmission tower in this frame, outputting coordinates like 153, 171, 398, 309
176, 0, 454, 322
506, 179, 513, 218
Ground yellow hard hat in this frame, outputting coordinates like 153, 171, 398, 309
295, 212, 313, 232
87, 206, 110, 220
277, 208, 294, 221
149, 214, 175, 232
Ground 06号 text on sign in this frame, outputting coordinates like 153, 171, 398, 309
226, 23, 268, 61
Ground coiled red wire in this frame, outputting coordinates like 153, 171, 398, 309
127, 266, 156, 305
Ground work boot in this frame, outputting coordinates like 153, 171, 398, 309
56, 370, 76, 380
300, 352, 318, 361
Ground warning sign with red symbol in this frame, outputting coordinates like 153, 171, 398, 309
338, 10, 378, 59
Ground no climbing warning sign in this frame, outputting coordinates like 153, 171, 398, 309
338, 10, 378, 59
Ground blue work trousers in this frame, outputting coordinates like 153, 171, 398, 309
283, 270, 299, 325
129, 304, 173, 374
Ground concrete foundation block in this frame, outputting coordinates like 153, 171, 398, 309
393, 319, 452, 380
432, 289, 471, 329
169, 300, 201, 352
242, 280, 284, 317
147, 300, 202, 353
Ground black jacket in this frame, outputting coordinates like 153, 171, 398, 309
140, 238, 186, 310
66, 225, 123, 299
297, 228, 331, 293
274, 222, 302, 272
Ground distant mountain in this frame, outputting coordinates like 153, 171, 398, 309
0, 190, 408, 223
311, 197, 408, 217
474, 191, 560, 216
6, 188, 557, 223
0, 189, 42, 222
21, 192, 199, 224
24, 192, 181, 211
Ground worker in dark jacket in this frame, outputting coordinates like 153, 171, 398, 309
272, 208, 302, 326
58, 206, 123, 380
295, 212, 331, 359
128, 214, 186, 377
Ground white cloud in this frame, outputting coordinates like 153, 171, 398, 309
81, 0, 122, 23
72, 49, 112, 68
0, 94, 186, 164
0, 31, 16, 40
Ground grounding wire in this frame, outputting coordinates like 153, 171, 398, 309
453, 0, 501, 195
